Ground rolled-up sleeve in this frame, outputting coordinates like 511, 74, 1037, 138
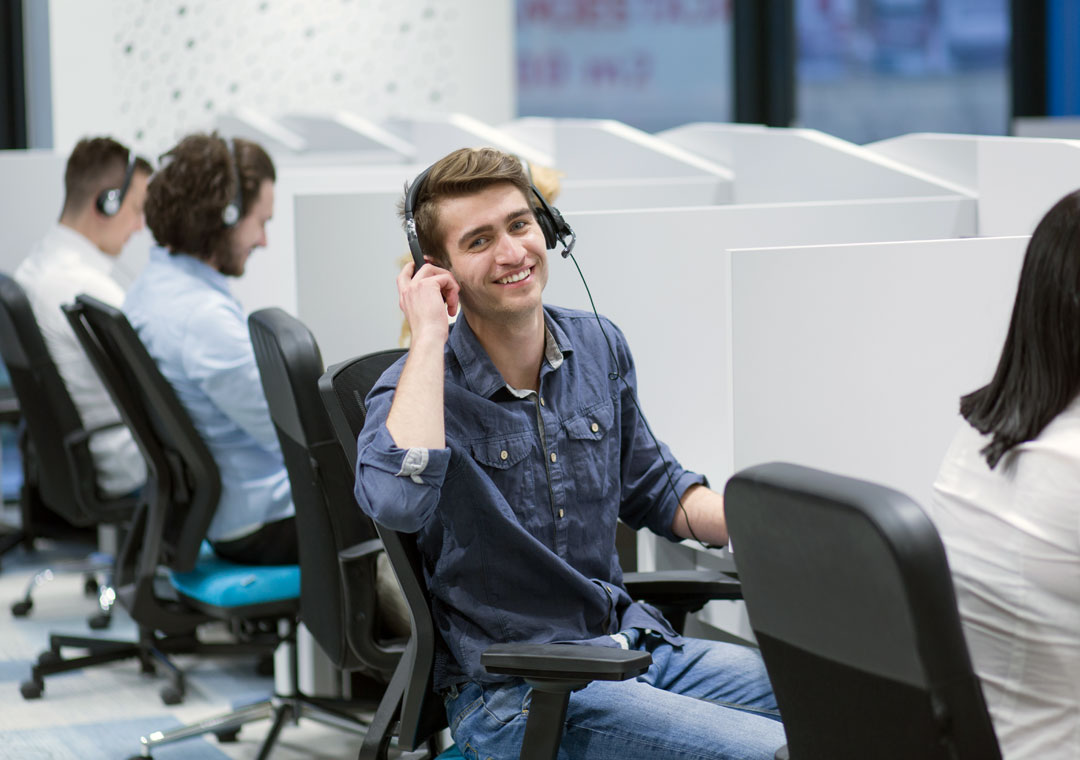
609, 323, 705, 541
354, 383, 452, 533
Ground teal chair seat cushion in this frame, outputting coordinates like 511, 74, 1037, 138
436, 745, 463, 759
170, 545, 299, 608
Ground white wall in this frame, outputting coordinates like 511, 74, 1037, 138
39, 0, 515, 155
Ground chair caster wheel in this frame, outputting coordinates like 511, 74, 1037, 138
160, 684, 183, 705
215, 728, 241, 743
83, 575, 99, 597
37, 650, 60, 666
20, 679, 43, 699
87, 613, 111, 630
11, 599, 31, 617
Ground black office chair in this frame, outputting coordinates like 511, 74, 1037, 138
19, 294, 298, 711
724, 462, 1002, 760
319, 349, 742, 760
126, 307, 395, 759
0, 273, 139, 624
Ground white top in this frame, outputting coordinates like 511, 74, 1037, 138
14, 224, 146, 497
928, 401, 1080, 760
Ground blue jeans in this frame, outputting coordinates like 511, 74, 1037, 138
443, 631, 785, 760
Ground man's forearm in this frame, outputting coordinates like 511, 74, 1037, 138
670, 484, 728, 546
386, 335, 446, 449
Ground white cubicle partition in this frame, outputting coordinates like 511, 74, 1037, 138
655, 122, 769, 169
279, 113, 416, 162
728, 235, 1027, 513
216, 108, 309, 155
975, 137, 1080, 237
0, 150, 67, 273
867, 133, 1080, 237
385, 113, 554, 169
231, 162, 424, 333
499, 117, 734, 209
863, 132, 979, 195
724, 127, 971, 204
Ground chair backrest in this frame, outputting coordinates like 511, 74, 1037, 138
0, 273, 132, 525
248, 308, 400, 677
724, 462, 1001, 760
319, 349, 448, 751
63, 295, 220, 574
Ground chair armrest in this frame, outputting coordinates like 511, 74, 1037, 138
623, 569, 742, 608
482, 643, 651, 683
338, 537, 384, 563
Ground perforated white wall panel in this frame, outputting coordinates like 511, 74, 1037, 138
44, 0, 514, 154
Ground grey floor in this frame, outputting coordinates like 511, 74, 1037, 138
0, 504, 395, 760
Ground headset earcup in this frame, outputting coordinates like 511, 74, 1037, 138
97, 189, 120, 217
535, 208, 558, 249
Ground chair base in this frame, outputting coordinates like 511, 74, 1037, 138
130, 693, 372, 760
19, 628, 275, 705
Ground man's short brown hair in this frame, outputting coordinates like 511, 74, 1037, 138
399, 147, 532, 268
145, 133, 275, 261
62, 137, 152, 216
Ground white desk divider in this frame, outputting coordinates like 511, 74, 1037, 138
231, 162, 426, 330
215, 108, 309, 155
0, 150, 68, 274
729, 235, 1027, 514
384, 113, 553, 169
975, 136, 1080, 237
864, 132, 980, 195
498, 117, 735, 208
655, 122, 767, 169
729, 127, 972, 204
500, 117, 732, 181
279, 112, 416, 163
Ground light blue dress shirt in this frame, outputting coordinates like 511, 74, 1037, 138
124, 246, 294, 542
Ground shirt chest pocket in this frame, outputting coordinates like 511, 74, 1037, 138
561, 400, 617, 505
468, 434, 536, 519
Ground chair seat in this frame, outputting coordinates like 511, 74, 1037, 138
436, 745, 463, 759
171, 554, 300, 609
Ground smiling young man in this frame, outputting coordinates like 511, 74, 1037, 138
354, 148, 785, 759
121, 133, 296, 565
15, 137, 152, 498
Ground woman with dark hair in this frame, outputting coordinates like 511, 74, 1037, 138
928, 189, 1080, 760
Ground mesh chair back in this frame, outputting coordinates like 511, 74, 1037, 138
64, 295, 219, 573
0, 274, 133, 525
248, 308, 396, 675
725, 462, 1001, 760
319, 350, 448, 750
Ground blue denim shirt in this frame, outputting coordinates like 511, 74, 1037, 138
355, 305, 704, 690
124, 247, 294, 542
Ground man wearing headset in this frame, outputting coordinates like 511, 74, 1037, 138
16, 136, 152, 498
354, 147, 784, 759
121, 133, 293, 565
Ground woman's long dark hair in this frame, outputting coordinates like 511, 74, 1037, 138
961, 189, 1080, 468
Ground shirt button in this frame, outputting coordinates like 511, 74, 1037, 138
590, 422, 599, 433
500, 450, 508, 460
558, 508, 564, 518
550, 452, 557, 463
605, 585, 612, 593
540, 397, 545, 406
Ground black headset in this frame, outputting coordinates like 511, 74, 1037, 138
95, 152, 137, 217
221, 137, 243, 228
402, 157, 576, 274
